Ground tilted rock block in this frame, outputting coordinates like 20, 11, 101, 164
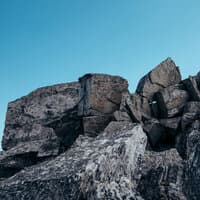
82, 115, 114, 137
136, 58, 181, 117
0, 133, 60, 179
144, 119, 178, 150
138, 149, 185, 200
183, 101, 200, 114
113, 110, 132, 122
136, 58, 181, 99
120, 92, 151, 122
2, 82, 81, 153
104, 121, 135, 135
78, 73, 128, 116
176, 102, 200, 159
183, 76, 200, 101
0, 124, 147, 200
125, 93, 143, 122
186, 130, 200, 159
143, 119, 165, 147
152, 85, 189, 118
159, 117, 181, 133
185, 143, 200, 199
181, 101, 200, 131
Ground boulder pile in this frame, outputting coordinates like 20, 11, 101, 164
0, 58, 200, 199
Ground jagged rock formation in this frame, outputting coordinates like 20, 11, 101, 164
1, 58, 200, 199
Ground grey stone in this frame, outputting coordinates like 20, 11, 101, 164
2, 82, 81, 152
136, 58, 181, 99
183, 101, 200, 113
185, 143, 200, 199
113, 110, 132, 122
125, 93, 143, 122
138, 149, 186, 200
144, 119, 177, 150
160, 117, 181, 133
143, 119, 165, 147
3, 59, 200, 199
181, 102, 200, 131
152, 85, 189, 118
82, 115, 114, 137
121, 92, 151, 121
183, 76, 200, 101
78, 73, 128, 116
186, 130, 200, 158
104, 121, 135, 135
0, 124, 147, 200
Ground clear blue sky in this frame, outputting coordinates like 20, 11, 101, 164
1, 0, 200, 148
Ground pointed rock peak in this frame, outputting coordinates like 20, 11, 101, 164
136, 57, 182, 99
164, 57, 174, 63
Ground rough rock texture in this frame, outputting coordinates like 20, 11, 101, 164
78, 73, 128, 136
82, 115, 114, 137
1, 58, 200, 199
0, 124, 147, 200
183, 76, 200, 101
113, 110, 132, 122
2, 82, 81, 150
135, 58, 181, 117
152, 85, 189, 118
78, 73, 128, 116
138, 149, 186, 200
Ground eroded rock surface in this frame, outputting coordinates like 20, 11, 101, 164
0, 124, 147, 200
1, 58, 200, 199
135, 58, 181, 117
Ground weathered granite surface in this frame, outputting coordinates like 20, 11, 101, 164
1, 58, 200, 199
2, 82, 81, 151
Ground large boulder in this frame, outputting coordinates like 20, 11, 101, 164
78, 74, 128, 116
136, 58, 181, 98
183, 76, 200, 101
176, 102, 200, 159
181, 102, 200, 131
143, 119, 165, 147
113, 110, 132, 122
78, 74, 129, 136
2, 82, 81, 154
152, 85, 189, 118
143, 118, 179, 150
82, 115, 114, 137
0, 124, 147, 200
138, 149, 186, 200
125, 93, 144, 122
160, 117, 181, 133
185, 142, 200, 199
136, 58, 181, 117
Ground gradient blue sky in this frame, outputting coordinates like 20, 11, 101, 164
1, 0, 200, 147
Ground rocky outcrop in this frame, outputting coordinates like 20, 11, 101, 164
152, 84, 189, 118
1, 82, 82, 175
2, 82, 81, 150
78, 73, 128, 136
0, 123, 147, 200
138, 149, 186, 200
1, 58, 200, 199
135, 58, 181, 117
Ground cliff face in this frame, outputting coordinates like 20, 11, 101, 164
0, 58, 200, 199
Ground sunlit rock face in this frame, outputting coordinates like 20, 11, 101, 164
1, 58, 200, 199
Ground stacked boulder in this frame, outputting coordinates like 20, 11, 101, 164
78, 73, 128, 136
1, 58, 200, 199
0, 82, 82, 178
